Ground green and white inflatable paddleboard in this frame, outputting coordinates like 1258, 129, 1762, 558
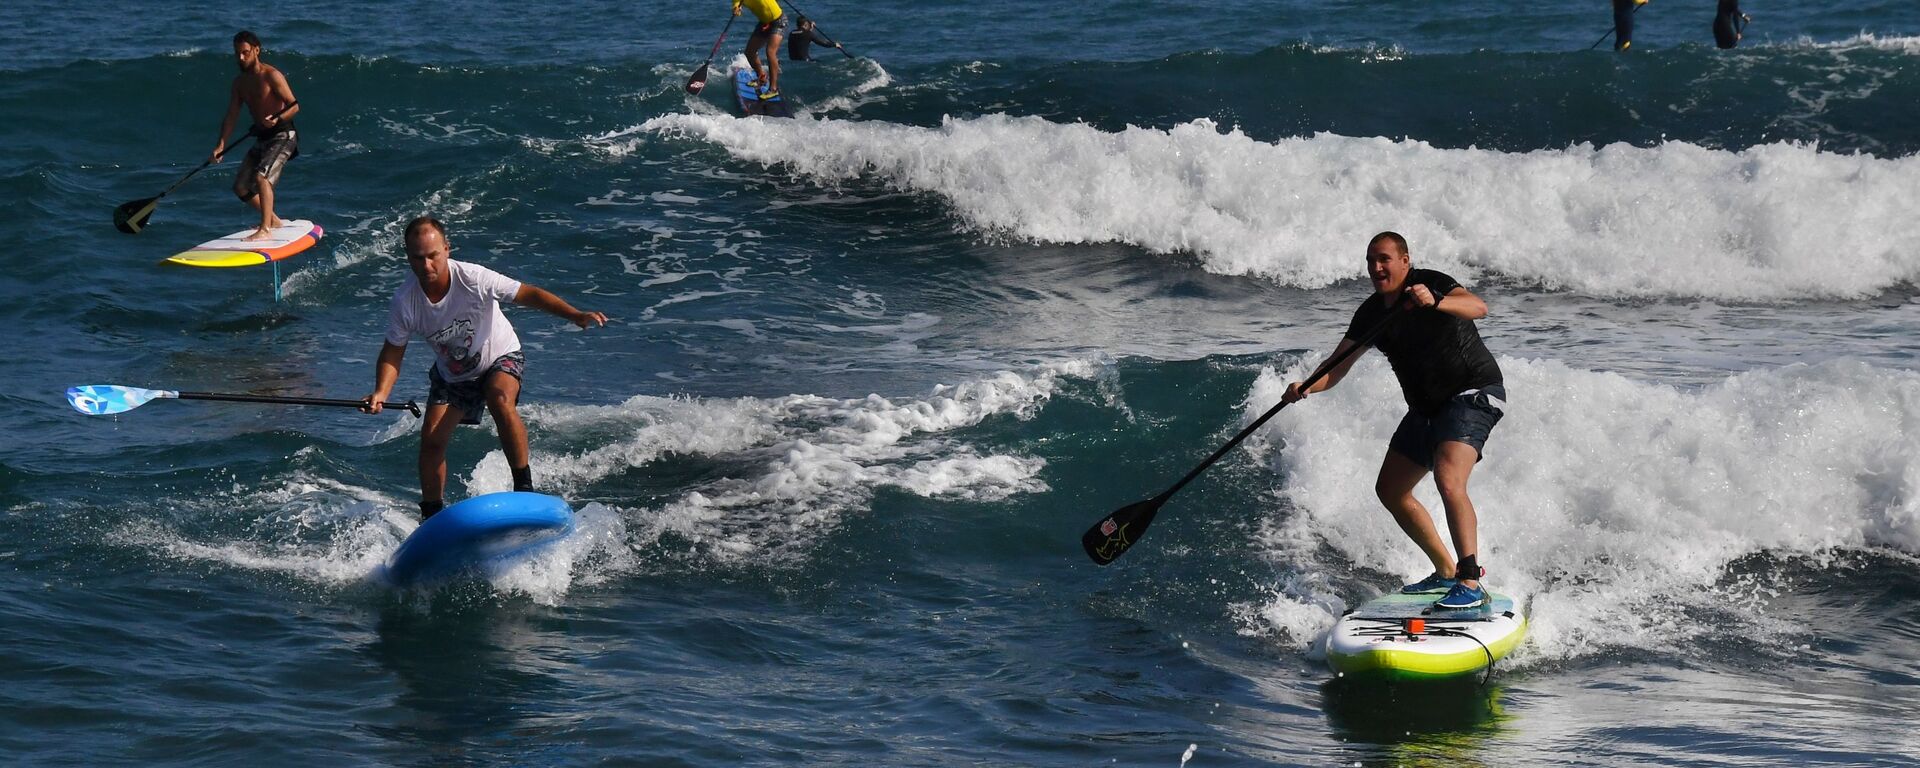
1325, 590, 1527, 682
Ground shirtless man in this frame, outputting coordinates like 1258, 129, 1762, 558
212, 30, 300, 241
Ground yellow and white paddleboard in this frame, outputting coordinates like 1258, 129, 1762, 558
165, 220, 323, 268
1325, 590, 1527, 682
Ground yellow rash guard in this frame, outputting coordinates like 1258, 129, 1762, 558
733, 0, 782, 23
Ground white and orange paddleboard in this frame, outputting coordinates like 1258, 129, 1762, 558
165, 219, 323, 268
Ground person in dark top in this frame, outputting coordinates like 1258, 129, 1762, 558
1613, 0, 1648, 51
1713, 0, 1750, 49
1281, 232, 1506, 609
788, 16, 842, 61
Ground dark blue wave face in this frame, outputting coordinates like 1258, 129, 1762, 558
3, 0, 1920, 765
858, 43, 1920, 156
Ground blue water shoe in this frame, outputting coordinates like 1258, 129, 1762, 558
1434, 581, 1488, 609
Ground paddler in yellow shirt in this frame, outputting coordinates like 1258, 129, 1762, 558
733, 0, 787, 98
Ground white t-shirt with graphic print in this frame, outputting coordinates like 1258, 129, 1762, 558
384, 259, 524, 383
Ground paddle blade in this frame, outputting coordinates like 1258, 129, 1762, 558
65, 385, 175, 415
685, 64, 711, 95
113, 197, 159, 234
1081, 496, 1167, 565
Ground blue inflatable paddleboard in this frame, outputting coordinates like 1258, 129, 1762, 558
383, 491, 574, 586
734, 68, 794, 118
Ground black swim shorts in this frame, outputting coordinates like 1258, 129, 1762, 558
1388, 383, 1506, 470
750, 14, 788, 42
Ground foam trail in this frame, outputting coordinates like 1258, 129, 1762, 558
109, 474, 630, 604
643, 113, 1920, 301
466, 362, 1094, 563
1242, 356, 1920, 663
110, 477, 413, 586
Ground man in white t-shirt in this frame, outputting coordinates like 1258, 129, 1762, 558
362, 217, 607, 518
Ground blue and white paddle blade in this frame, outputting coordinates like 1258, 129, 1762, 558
64, 385, 174, 415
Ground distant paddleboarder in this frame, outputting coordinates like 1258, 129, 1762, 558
1713, 0, 1750, 49
788, 16, 843, 61
1280, 232, 1506, 610
733, 0, 787, 97
362, 217, 608, 519
212, 30, 300, 241
1612, 0, 1648, 51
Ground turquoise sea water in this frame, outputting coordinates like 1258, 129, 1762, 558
4, 1, 1920, 764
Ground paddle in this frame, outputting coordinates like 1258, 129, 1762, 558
1080, 302, 1407, 565
686, 15, 739, 95
113, 101, 298, 234
65, 384, 420, 418
778, 0, 855, 58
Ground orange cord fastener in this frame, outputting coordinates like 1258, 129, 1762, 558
1405, 618, 1426, 635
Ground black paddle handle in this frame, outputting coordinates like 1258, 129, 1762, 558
1155, 301, 1407, 501
176, 390, 421, 417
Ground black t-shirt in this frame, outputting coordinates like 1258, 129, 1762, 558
1344, 268, 1503, 416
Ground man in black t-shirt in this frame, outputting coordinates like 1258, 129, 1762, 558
1281, 232, 1506, 609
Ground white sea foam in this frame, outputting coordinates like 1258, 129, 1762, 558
462, 362, 1094, 564
1239, 356, 1920, 663
1782, 32, 1920, 55
642, 112, 1920, 301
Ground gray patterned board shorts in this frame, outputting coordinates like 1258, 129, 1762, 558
426, 351, 525, 425
234, 130, 297, 200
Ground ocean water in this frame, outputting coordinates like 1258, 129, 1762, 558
4, 1, 1920, 764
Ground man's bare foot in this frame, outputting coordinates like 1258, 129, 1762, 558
242, 227, 276, 241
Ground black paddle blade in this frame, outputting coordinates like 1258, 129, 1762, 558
685, 64, 711, 95
114, 197, 159, 234
1081, 496, 1166, 565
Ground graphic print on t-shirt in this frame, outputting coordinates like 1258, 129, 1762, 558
425, 318, 481, 378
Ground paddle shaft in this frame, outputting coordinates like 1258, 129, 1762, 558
703, 15, 737, 65
1154, 301, 1407, 503
176, 390, 420, 417
776, 0, 854, 58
